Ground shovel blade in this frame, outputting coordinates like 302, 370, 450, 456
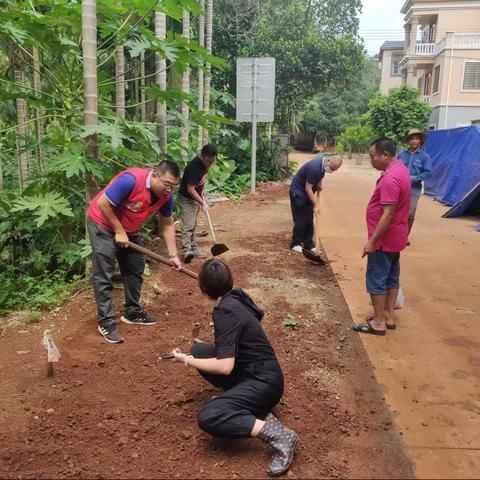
302, 248, 327, 265
211, 243, 229, 257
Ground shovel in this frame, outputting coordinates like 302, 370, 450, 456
302, 191, 327, 266
128, 242, 198, 279
203, 197, 229, 257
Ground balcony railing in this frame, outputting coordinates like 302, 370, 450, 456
420, 95, 431, 103
415, 43, 435, 56
453, 33, 480, 48
435, 33, 480, 54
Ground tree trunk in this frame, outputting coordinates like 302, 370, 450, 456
140, 51, 147, 123
203, 0, 213, 144
12, 51, 31, 190
155, 12, 167, 151
0, 145, 3, 192
32, 47, 45, 172
133, 58, 140, 120
82, 0, 99, 201
197, 0, 205, 150
181, 10, 190, 156
115, 46, 126, 119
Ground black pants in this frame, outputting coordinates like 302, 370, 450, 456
289, 192, 315, 250
87, 218, 145, 327
191, 343, 284, 439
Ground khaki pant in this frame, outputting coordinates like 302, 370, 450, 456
179, 194, 201, 254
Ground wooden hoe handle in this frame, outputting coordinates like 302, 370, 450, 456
128, 242, 198, 280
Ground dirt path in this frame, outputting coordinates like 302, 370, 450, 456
294, 153, 480, 479
0, 182, 412, 479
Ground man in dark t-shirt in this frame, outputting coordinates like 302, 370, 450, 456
179, 144, 217, 263
289, 155, 342, 252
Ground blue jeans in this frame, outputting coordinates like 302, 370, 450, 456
366, 249, 400, 295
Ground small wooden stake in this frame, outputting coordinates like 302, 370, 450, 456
47, 361, 54, 378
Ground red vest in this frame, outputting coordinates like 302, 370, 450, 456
87, 168, 172, 233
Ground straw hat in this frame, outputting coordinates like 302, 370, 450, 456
405, 128, 427, 145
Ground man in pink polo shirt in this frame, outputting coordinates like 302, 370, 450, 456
353, 138, 412, 335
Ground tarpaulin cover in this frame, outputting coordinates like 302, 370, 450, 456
443, 183, 480, 218
424, 126, 480, 212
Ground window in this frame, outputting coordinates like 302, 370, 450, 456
433, 65, 441, 94
424, 72, 432, 96
463, 61, 480, 90
391, 54, 402, 76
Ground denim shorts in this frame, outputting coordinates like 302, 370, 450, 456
366, 249, 401, 295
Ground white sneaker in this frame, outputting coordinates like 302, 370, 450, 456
310, 247, 317, 253
291, 245, 303, 253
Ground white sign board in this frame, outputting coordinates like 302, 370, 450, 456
236, 58, 276, 193
236, 57, 276, 123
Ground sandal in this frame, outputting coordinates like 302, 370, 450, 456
353, 320, 386, 336
366, 315, 396, 330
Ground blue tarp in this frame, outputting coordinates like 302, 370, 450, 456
424, 126, 480, 210
443, 183, 480, 218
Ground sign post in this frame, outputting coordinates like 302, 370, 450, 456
236, 57, 276, 193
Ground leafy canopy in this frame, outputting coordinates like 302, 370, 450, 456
368, 85, 432, 145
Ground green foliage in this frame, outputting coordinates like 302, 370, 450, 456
213, 0, 365, 133
11, 192, 74, 228
0, 267, 75, 314
282, 313, 298, 328
300, 56, 380, 143
336, 123, 376, 154
368, 85, 432, 145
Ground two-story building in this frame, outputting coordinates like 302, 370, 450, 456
379, 0, 480, 130
379, 41, 405, 94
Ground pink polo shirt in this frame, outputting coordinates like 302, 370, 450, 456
366, 160, 412, 252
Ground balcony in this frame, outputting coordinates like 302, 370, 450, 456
420, 95, 431, 103
435, 33, 480, 55
415, 43, 435, 56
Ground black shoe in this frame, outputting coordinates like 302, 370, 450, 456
98, 324, 124, 344
183, 251, 194, 263
121, 314, 156, 326
257, 413, 298, 477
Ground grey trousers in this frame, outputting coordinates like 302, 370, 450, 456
87, 218, 145, 327
178, 194, 201, 254
410, 194, 421, 219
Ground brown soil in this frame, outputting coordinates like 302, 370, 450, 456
0, 182, 413, 479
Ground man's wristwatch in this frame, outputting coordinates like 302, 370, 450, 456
168, 252, 179, 258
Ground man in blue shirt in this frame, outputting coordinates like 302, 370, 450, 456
289, 155, 342, 253
398, 129, 433, 238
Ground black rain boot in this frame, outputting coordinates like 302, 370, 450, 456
257, 413, 298, 477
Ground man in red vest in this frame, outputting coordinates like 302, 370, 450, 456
87, 161, 181, 344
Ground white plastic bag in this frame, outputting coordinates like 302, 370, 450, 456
395, 287, 405, 310
41, 330, 61, 362
368, 287, 405, 309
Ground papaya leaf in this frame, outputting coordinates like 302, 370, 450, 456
11, 193, 74, 228
78, 238, 93, 259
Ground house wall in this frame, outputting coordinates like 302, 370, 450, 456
430, 49, 480, 107
436, 8, 480, 34
430, 105, 480, 128
380, 50, 404, 93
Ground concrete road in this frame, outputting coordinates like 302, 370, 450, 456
291, 153, 480, 478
